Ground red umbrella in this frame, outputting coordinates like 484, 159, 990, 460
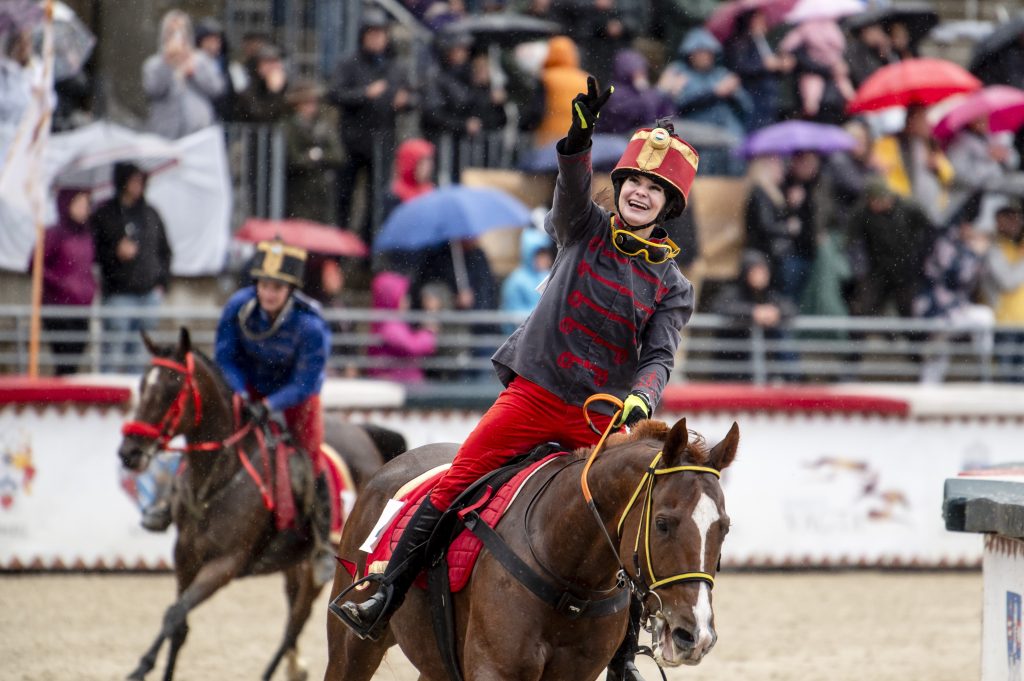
236, 218, 368, 258
932, 86, 1024, 143
705, 0, 798, 43
846, 58, 982, 114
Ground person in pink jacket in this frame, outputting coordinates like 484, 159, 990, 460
366, 272, 438, 382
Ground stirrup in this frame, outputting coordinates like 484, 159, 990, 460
606, 659, 646, 681
328, 574, 394, 641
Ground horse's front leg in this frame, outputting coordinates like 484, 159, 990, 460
263, 562, 324, 681
128, 554, 246, 680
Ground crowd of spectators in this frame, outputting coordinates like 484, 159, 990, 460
16, 2, 1024, 383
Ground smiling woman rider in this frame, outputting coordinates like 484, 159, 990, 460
334, 76, 700, 681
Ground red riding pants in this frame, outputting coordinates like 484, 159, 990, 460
429, 377, 613, 510
283, 395, 325, 474
250, 391, 325, 472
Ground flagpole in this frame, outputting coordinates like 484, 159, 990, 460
27, 0, 54, 379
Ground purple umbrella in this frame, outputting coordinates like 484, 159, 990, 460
737, 120, 857, 158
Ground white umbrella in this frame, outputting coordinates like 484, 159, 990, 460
785, 0, 865, 23
31, 1, 95, 80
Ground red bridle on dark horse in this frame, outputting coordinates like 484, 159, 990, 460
121, 354, 217, 451
121, 352, 274, 509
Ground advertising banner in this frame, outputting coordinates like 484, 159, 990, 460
0, 403, 173, 569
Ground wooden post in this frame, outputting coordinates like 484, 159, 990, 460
28, 221, 44, 378
27, 0, 54, 379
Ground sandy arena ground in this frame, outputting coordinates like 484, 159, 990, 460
0, 571, 981, 681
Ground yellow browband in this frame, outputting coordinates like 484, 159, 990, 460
617, 451, 722, 590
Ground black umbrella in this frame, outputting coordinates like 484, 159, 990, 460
969, 14, 1024, 73
842, 1, 939, 47
438, 12, 561, 48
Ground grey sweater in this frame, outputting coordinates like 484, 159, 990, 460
492, 145, 693, 413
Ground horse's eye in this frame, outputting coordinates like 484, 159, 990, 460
655, 517, 669, 534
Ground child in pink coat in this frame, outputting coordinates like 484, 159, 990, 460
366, 272, 437, 382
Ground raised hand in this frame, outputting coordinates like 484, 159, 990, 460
565, 75, 614, 154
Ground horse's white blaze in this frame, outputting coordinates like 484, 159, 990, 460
144, 368, 160, 390
691, 492, 719, 647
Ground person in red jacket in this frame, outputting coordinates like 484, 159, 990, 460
336, 77, 699, 681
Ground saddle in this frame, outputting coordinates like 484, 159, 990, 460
357, 442, 565, 591
340, 443, 630, 681
242, 420, 351, 538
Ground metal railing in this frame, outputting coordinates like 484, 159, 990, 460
2, 305, 1022, 386
222, 123, 524, 229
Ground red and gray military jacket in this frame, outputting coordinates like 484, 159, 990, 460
492, 146, 694, 413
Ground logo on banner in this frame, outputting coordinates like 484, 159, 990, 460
1009, 591, 1022, 681
0, 435, 35, 510
804, 457, 910, 522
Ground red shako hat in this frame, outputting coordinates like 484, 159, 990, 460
611, 124, 699, 220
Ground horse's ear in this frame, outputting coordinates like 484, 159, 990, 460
178, 327, 192, 355
708, 422, 739, 472
662, 417, 689, 467
141, 330, 160, 357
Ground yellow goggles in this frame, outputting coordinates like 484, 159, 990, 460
611, 227, 681, 265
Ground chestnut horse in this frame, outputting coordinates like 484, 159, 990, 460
325, 416, 738, 681
118, 328, 400, 681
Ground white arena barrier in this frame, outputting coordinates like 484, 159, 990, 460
2, 378, 1019, 570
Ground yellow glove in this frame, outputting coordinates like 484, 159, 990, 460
615, 390, 651, 428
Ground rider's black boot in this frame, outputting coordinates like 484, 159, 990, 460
311, 476, 336, 586
331, 497, 445, 641
606, 596, 647, 681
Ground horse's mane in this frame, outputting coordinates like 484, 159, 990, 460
189, 348, 233, 401
153, 341, 232, 402
573, 420, 711, 464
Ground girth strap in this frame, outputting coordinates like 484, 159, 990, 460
462, 511, 630, 619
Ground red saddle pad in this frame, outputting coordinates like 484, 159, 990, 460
366, 452, 567, 592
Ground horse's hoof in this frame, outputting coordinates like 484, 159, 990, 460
126, 671, 147, 681
286, 650, 308, 681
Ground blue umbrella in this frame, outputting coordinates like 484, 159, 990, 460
737, 120, 856, 159
374, 185, 531, 253
518, 133, 629, 174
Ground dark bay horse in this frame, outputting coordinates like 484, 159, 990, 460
118, 328, 399, 681
326, 416, 738, 681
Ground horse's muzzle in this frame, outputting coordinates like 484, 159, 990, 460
656, 619, 717, 667
118, 438, 151, 472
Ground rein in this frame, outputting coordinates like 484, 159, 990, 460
580, 394, 722, 599
120, 353, 274, 509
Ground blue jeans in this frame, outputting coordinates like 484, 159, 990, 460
129, 451, 182, 510
102, 290, 162, 373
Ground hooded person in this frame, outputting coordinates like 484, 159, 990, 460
386, 138, 437, 208
534, 36, 590, 147
660, 28, 750, 175
142, 9, 226, 139
366, 271, 438, 383
599, 49, 674, 135
91, 162, 173, 374
34, 188, 96, 375
333, 76, 700, 681
327, 8, 415, 245
209, 238, 338, 585
500, 226, 555, 326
